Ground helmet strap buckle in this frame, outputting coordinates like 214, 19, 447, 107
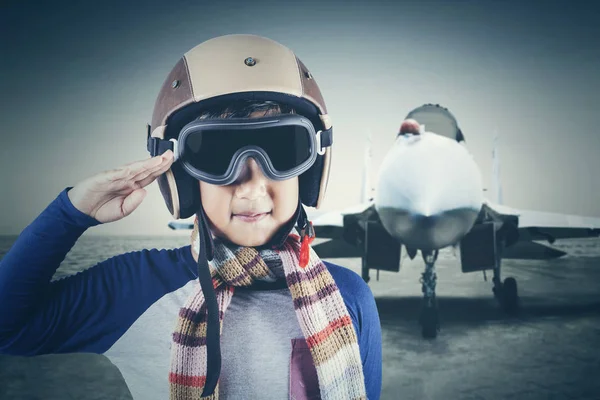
169, 138, 179, 161
315, 131, 326, 156
315, 127, 333, 156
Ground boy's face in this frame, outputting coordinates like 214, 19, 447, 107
199, 159, 298, 247
198, 110, 299, 247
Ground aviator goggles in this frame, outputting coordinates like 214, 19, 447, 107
147, 114, 332, 185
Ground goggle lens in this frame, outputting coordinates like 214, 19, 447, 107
182, 125, 312, 176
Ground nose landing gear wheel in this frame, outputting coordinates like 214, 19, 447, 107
420, 298, 439, 339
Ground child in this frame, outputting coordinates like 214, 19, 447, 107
0, 34, 382, 400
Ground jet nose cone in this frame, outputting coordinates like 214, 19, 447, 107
375, 132, 483, 250
377, 208, 480, 251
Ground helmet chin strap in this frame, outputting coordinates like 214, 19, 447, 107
258, 197, 307, 250
194, 202, 220, 397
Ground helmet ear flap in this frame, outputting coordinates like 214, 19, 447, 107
176, 170, 201, 219
157, 161, 200, 220
299, 154, 323, 207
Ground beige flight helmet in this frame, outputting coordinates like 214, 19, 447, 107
148, 34, 333, 220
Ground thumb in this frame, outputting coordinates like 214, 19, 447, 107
121, 188, 147, 217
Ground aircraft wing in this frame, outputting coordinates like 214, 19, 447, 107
168, 221, 194, 230
310, 202, 377, 258
311, 202, 374, 238
483, 200, 600, 243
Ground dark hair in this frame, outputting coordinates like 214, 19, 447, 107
195, 99, 296, 120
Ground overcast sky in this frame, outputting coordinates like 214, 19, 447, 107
1, 0, 599, 236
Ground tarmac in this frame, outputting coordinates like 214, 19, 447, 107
1, 245, 599, 399
367, 248, 600, 400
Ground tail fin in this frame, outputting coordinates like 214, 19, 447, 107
360, 130, 373, 203
492, 130, 503, 204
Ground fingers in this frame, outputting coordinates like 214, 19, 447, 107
136, 159, 174, 188
106, 151, 174, 185
121, 188, 147, 217
121, 152, 166, 168
131, 151, 174, 183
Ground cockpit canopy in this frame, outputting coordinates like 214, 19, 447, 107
399, 104, 465, 142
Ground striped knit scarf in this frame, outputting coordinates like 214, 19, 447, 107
168, 218, 367, 399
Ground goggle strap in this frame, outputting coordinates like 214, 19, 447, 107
147, 136, 174, 157
320, 127, 333, 147
150, 127, 333, 157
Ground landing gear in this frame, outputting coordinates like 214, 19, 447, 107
419, 250, 440, 338
492, 250, 519, 313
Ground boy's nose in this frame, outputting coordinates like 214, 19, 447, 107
233, 158, 268, 199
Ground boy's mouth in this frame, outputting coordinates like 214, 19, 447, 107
232, 211, 271, 223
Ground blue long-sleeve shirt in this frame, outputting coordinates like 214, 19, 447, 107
0, 188, 382, 399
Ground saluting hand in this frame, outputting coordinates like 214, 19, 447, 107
67, 150, 175, 223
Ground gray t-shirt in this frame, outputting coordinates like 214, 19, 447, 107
220, 287, 305, 398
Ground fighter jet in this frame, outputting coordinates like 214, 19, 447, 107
308, 104, 600, 338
